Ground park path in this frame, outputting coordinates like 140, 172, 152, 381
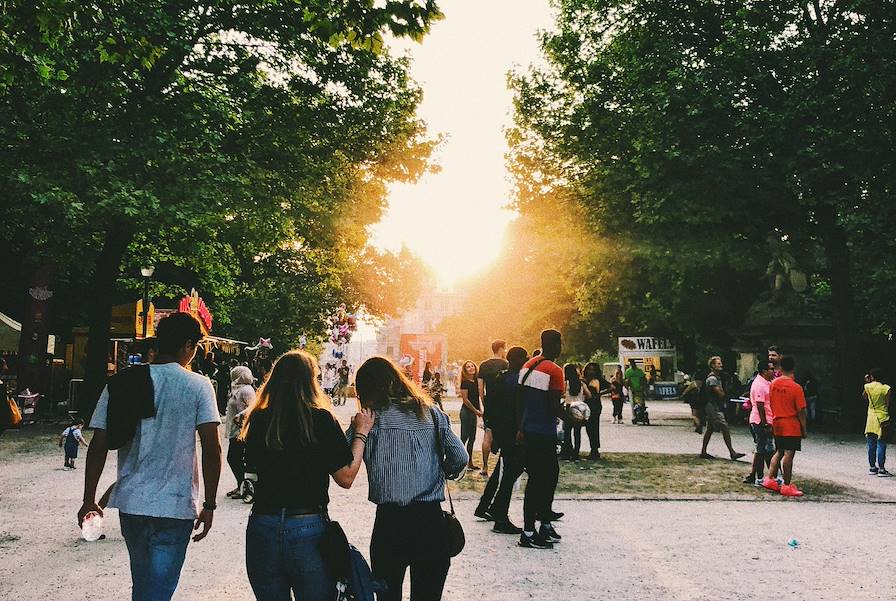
0, 396, 892, 600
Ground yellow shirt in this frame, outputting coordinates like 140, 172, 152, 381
865, 381, 891, 436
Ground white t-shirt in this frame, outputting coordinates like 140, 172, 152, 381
90, 363, 220, 520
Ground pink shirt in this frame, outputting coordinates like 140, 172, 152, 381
749, 376, 773, 425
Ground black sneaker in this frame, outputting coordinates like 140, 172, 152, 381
493, 520, 523, 535
474, 506, 495, 521
518, 531, 553, 549
546, 510, 564, 521
539, 523, 561, 543
742, 474, 756, 485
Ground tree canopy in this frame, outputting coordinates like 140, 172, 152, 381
0, 0, 443, 404
450, 0, 896, 410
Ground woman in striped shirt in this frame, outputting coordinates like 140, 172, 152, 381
353, 356, 468, 601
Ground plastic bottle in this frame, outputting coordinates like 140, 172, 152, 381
81, 511, 105, 542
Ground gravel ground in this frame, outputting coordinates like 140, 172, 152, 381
0, 398, 892, 600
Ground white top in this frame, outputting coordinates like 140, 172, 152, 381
90, 363, 220, 520
224, 384, 254, 439
564, 380, 587, 404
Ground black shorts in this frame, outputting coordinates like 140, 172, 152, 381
774, 436, 802, 452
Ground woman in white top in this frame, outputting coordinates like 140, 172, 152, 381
561, 363, 591, 460
225, 366, 255, 498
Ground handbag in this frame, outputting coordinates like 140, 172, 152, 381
320, 511, 352, 580
4, 395, 22, 429
430, 407, 465, 557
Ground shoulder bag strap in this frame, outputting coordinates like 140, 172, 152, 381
520, 358, 549, 387
430, 406, 456, 516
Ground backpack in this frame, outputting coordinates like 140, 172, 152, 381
335, 545, 387, 601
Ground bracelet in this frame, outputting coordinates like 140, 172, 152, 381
203, 501, 217, 511
353, 433, 368, 443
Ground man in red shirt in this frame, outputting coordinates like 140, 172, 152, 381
761, 356, 808, 497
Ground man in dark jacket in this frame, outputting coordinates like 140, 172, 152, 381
474, 346, 528, 534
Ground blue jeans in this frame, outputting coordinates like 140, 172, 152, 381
245, 512, 333, 601
867, 434, 887, 469
119, 513, 194, 601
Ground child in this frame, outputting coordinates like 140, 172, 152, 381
428, 372, 447, 410
59, 419, 88, 470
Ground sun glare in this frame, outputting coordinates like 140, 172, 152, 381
368, 0, 553, 291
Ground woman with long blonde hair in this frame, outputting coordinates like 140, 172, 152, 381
239, 350, 373, 600
352, 356, 468, 601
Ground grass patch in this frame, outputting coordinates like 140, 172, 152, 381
0, 423, 73, 459
451, 452, 875, 502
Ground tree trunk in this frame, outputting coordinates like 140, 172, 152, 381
816, 204, 861, 428
82, 223, 134, 417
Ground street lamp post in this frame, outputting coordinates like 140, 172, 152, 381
140, 265, 155, 339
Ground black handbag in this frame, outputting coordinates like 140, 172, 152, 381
320, 511, 351, 580
431, 407, 465, 557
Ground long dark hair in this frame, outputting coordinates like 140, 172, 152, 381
564, 363, 582, 396
355, 356, 432, 419
238, 350, 329, 449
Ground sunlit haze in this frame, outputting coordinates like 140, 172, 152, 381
370, 0, 554, 290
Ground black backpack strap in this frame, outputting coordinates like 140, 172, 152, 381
520, 358, 549, 386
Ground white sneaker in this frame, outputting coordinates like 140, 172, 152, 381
878, 469, 892, 477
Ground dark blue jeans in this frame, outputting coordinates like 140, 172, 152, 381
119, 513, 194, 601
245, 512, 333, 601
867, 434, 887, 469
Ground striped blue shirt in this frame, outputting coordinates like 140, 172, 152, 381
351, 403, 469, 506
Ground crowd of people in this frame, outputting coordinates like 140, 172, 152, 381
54, 308, 894, 601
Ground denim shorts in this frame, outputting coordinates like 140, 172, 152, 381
750, 424, 775, 455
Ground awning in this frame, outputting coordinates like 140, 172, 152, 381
0, 311, 56, 354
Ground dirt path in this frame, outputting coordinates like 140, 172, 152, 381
1, 398, 891, 600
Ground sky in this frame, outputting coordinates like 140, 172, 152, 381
369, 0, 555, 290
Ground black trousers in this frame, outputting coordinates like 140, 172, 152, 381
476, 442, 523, 521
226, 438, 245, 486
522, 433, 559, 531
585, 400, 601, 453
561, 420, 582, 457
371, 502, 450, 601
612, 398, 624, 419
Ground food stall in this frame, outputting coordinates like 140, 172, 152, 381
617, 336, 680, 398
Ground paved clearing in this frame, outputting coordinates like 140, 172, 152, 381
1, 398, 892, 600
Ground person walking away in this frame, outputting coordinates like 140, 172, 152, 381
474, 346, 528, 533
239, 350, 373, 599
863, 368, 891, 477
761, 356, 808, 496
699, 356, 746, 461
478, 340, 509, 477
624, 359, 646, 416
422, 361, 434, 386
458, 360, 482, 471
79, 312, 222, 601
59, 418, 89, 470
353, 357, 468, 601
744, 360, 776, 486
336, 359, 351, 406
224, 366, 255, 498
610, 366, 625, 424
582, 363, 607, 460
680, 376, 705, 433
518, 329, 565, 549
561, 363, 590, 461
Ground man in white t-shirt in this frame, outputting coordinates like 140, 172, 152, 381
79, 312, 222, 601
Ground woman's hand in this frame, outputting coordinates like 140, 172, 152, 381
352, 408, 375, 435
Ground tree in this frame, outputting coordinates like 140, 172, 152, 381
509, 0, 896, 414
0, 1, 443, 408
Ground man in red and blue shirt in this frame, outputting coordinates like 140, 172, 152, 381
518, 329, 565, 549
